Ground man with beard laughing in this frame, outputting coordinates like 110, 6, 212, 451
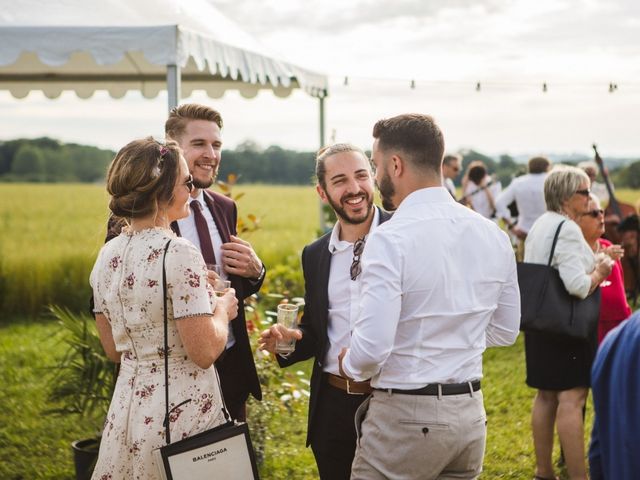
258, 143, 392, 480
165, 104, 266, 422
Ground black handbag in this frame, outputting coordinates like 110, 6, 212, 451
154, 240, 260, 480
517, 221, 601, 340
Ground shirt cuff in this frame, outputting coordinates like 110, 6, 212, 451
249, 264, 266, 284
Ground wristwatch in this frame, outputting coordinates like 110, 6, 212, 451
250, 264, 266, 284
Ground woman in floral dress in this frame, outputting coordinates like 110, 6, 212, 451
89, 138, 238, 479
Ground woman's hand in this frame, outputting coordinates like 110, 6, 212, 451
595, 254, 614, 280
215, 288, 238, 321
603, 244, 624, 262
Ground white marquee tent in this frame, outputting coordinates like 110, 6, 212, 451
0, 0, 330, 144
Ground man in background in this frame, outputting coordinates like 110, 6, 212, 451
340, 113, 520, 479
495, 156, 550, 260
442, 153, 461, 199
259, 143, 392, 479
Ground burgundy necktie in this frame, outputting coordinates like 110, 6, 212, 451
190, 200, 216, 265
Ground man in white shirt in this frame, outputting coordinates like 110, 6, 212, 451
442, 153, 461, 199
339, 113, 521, 479
495, 156, 550, 259
258, 143, 392, 479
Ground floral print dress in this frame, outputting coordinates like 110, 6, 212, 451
90, 228, 226, 479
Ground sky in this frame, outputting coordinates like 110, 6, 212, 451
2, 0, 640, 158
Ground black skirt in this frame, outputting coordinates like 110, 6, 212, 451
524, 330, 597, 390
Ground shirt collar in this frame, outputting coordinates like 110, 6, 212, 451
328, 206, 380, 254
190, 190, 206, 207
395, 186, 454, 213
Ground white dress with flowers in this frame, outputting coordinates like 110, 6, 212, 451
89, 228, 226, 480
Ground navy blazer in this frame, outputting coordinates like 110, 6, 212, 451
278, 207, 392, 446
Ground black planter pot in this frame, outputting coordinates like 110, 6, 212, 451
71, 438, 100, 480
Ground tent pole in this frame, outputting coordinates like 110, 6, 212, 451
318, 94, 327, 232
319, 94, 326, 147
167, 64, 181, 111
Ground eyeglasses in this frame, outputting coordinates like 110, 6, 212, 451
350, 237, 366, 281
575, 189, 591, 197
184, 174, 194, 193
584, 208, 604, 218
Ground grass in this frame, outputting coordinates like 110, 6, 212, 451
0, 320, 595, 479
0, 183, 320, 318
0, 182, 629, 478
0, 319, 98, 479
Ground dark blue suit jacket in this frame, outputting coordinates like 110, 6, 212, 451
589, 311, 640, 479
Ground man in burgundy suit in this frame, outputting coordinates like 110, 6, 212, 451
163, 104, 265, 421
104, 105, 265, 420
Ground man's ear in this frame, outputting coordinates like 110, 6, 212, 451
316, 184, 328, 203
391, 154, 405, 178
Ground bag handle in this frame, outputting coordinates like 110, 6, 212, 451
547, 220, 566, 267
161, 240, 232, 446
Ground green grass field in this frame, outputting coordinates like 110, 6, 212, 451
0, 183, 320, 318
1, 182, 635, 478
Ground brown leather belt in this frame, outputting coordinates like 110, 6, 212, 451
325, 373, 372, 395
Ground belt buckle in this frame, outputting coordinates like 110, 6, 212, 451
346, 379, 365, 395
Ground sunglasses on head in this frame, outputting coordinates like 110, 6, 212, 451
584, 209, 604, 218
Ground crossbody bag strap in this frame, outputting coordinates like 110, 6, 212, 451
547, 220, 566, 267
161, 239, 233, 446
161, 239, 172, 445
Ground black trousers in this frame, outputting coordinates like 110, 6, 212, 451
215, 344, 248, 421
310, 377, 370, 480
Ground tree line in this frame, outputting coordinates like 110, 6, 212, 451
1, 137, 639, 188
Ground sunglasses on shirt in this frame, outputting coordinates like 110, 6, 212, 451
350, 237, 366, 281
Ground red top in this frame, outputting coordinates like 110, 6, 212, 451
597, 238, 632, 343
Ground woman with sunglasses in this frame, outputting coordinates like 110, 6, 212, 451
578, 194, 631, 344
89, 137, 238, 479
523, 165, 613, 480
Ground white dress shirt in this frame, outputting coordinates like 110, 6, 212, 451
177, 191, 235, 348
464, 180, 502, 219
324, 207, 380, 376
342, 187, 520, 388
495, 173, 547, 233
524, 211, 595, 299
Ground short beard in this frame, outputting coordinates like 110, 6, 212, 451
193, 175, 216, 190
378, 171, 396, 211
327, 193, 373, 225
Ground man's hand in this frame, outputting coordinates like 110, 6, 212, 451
511, 226, 527, 240
258, 325, 303, 354
221, 235, 263, 279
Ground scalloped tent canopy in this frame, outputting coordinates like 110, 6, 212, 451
0, 0, 329, 103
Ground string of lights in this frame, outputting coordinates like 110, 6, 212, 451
336, 76, 631, 93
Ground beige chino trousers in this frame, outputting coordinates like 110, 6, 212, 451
351, 388, 487, 480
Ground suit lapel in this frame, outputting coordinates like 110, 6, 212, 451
202, 191, 231, 243
316, 237, 332, 335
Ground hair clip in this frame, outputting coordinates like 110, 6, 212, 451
159, 146, 168, 158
